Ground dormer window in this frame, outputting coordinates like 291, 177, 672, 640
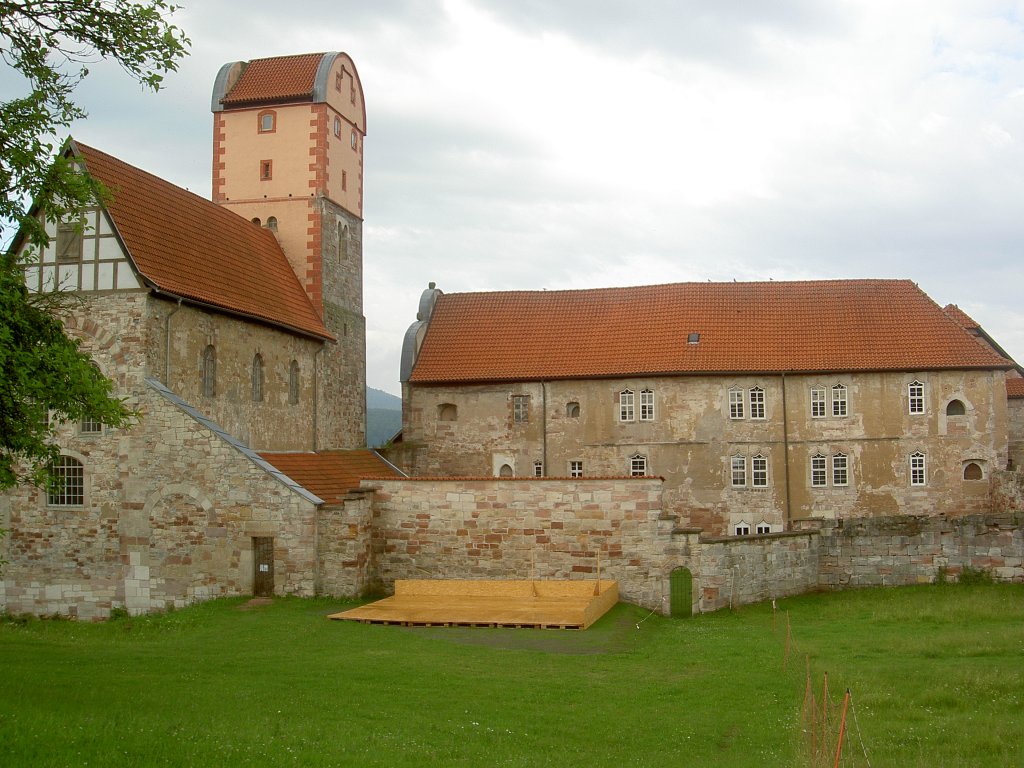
257, 110, 276, 133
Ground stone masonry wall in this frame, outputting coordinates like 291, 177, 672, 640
691, 531, 820, 613
804, 512, 1024, 589
360, 477, 677, 611
316, 492, 375, 597
0, 382, 320, 620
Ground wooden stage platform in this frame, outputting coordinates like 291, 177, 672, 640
329, 579, 619, 630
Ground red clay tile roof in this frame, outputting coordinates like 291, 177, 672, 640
220, 53, 325, 106
943, 304, 980, 330
73, 141, 331, 340
1007, 377, 1024, 399
410, 280, 1011, 383
259, 450, 402, 504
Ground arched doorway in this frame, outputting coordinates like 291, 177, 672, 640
670, 567, 693, 618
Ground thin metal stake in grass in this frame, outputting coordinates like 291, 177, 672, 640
833, 688, 850, 768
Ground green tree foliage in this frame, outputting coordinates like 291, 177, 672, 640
0, 1, 190, 489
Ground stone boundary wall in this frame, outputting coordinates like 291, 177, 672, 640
359, 477, 676, 611
316, 492, 374, 596
690, 531, 820, 613
802, 512, 1024, 589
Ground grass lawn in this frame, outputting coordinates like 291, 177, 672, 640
1, 583, 1021, 767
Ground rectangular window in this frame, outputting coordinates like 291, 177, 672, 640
755, 523, 771, 535
619, 390, 634, 422
729, 389, 744, 419
908, 381, 924, 414
810, 387, 826, 418
569, 460, 583, 478
342, 170, 347, 191
832, 453, 849, 486
811, 454, 827, 487
260, 160, 273, 180
48, 456, 84, 507
752, 454, 768, 487
749, 387, 765, 419
730, 456, 746, 487
80, 417, 103, 435
735, 523, 751, 536
831, 385, 848, 417
910, 452, 926, 486
639, 389, 654, 421
533, 461, 543, 477
513, 395, 529, 423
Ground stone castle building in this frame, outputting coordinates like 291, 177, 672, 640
2, 51, 1021, 620
396, 280, 1017, 536
1, 52, 399, 619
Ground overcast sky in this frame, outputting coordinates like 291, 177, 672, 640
6, 0, 1024, 395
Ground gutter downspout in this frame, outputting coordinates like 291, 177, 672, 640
781, 372, 792, 529
541, 382, 548, 475
313, 345, 323, 451
163, 296, 183, 385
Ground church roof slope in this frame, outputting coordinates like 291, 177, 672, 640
1007, 378, 1024, 399
409, 279, 1011, 383
220, 52, 325, 106
73, 141, 332, 340
259, 450, 403, 504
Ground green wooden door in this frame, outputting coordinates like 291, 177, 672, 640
670, 567, 692, 618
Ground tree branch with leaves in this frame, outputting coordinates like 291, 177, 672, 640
0, 1, 190, 490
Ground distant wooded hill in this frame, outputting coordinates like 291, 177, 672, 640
367, 387, 402, 448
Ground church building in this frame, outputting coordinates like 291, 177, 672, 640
1, 52, 398, 619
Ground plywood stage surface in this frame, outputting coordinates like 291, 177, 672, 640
329, 579, 619, 630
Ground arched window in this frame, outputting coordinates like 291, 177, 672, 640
48, 455, 84, 507
499, 464, 513, 477
266, 216, 278, 231
566, 402, 580, 418
257, 109, 276, 133
630, 454, 648, 477
438, 403, 457, 422
251, 217, 261, 226
201, 345, 216, 398
946, 399, 966, 416
963, 462, 983, 480
288, 360, 300, 405
251, 354, 264, 402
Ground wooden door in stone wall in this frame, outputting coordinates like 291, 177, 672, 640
253, 537, 274, 597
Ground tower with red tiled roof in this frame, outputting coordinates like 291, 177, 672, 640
212, 52, 366, 448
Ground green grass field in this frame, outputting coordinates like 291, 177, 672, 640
1, 583, 1021, 767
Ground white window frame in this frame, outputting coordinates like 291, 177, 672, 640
630, 454, 648, 477
811, 454, 827, 487
639, 389, 654, 421
908, 380, 925, 415
734, 522, 751, 536
513, 395, 529, 423
755, 522, 771, 535
533, 461, 543, 477
749, 387, 765, 420
810, 387, 826, 418
79, 417, 103, 435
730, 455, 746, 487
569, 460, 583, 478
619, 389, 635, 422
831, 453, 849, 486
751, 454, 768, 487
831, 384, 848, 417
910, 451, 927, 486
729, 389, 744, 419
